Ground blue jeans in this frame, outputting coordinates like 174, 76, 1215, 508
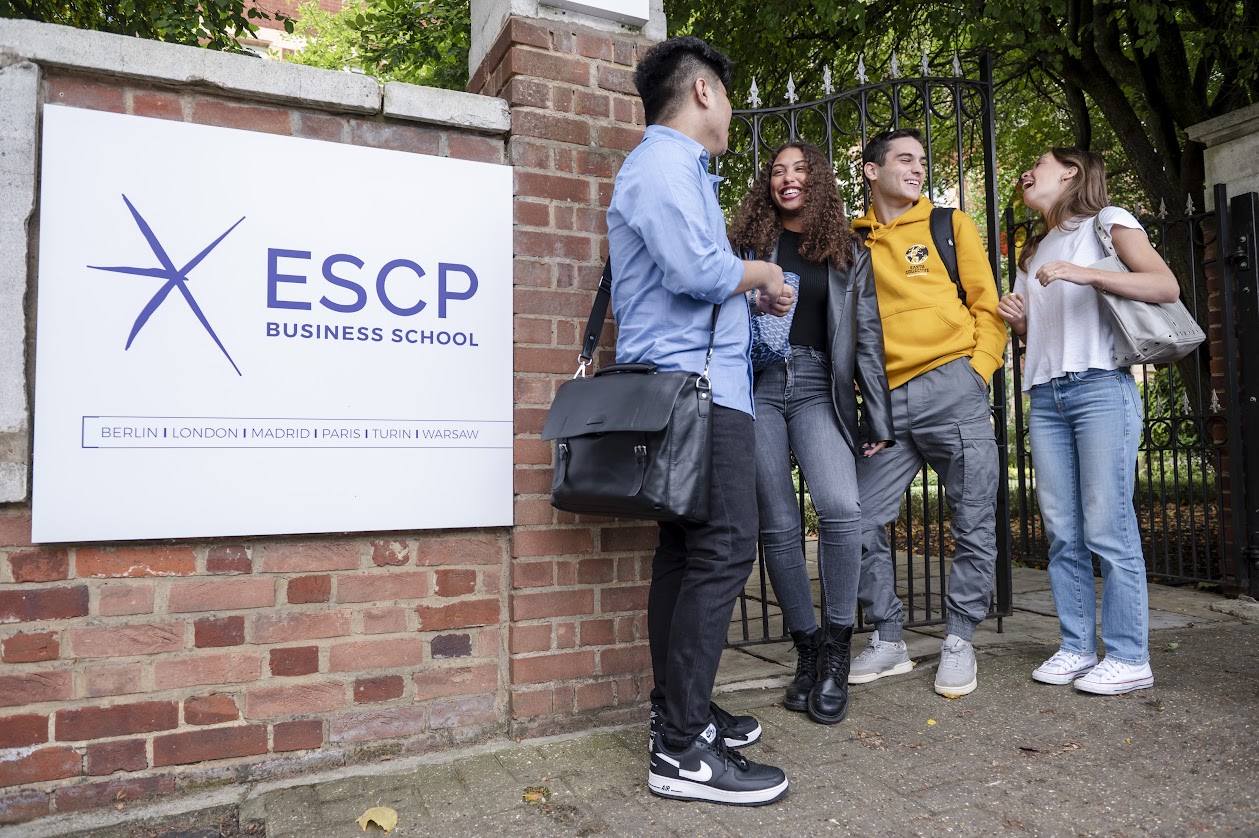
754, 347, 860, 630
1029, 368, 1148, 664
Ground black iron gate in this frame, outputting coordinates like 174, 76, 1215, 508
719, 55, 1014, 646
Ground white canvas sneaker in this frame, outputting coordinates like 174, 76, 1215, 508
1073, 657, 1154, 695
1032, 649, 1099, 685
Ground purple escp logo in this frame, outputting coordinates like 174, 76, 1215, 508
88, 195, 244, 376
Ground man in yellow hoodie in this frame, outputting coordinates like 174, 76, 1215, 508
848, 128, 1005, 697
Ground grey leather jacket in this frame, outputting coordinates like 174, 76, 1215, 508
761, 237, 895, 454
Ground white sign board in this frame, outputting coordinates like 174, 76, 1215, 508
546, 0, 650, 27
33, 105, 514, 542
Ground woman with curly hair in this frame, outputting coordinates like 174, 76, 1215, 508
729, 141, 894, 724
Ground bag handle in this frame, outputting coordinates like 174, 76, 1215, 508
575, 258, 721, 382
1093, 213, 1127, 270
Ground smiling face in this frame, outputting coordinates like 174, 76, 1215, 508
865, 136, 926, 207
769, 145, 808, 221
1020, 152, 1078, 213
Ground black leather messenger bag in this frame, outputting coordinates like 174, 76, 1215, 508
540, 260, 718, 524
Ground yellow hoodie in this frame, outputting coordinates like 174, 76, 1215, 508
853, 197, 1005, 390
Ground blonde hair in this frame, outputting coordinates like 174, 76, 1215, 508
1017, 147, 1110, 272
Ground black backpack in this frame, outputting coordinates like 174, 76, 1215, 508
858, 207, 965, 305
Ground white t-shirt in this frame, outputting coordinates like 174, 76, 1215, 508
1013, 206, 1144, 390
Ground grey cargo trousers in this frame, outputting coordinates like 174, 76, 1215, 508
856, 358, 999, 641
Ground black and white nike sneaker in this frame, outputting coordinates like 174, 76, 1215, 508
648, 702, 762, 750
648, 723, 788, 806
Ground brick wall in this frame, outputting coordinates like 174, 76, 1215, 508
469, 17, 657, 739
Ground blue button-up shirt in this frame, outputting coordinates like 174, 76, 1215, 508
606, 125, 753, 414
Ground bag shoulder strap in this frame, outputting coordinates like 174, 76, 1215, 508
577, 258, 720, 377
1094, 213, 1118, 258
929, 207, 965, 305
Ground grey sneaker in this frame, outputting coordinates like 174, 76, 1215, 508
848, 630, 913, 684
934, 634, 977, 696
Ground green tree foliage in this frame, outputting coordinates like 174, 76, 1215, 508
0, 0, 292, 52
286, 0, 469, 90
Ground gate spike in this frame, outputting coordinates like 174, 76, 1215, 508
1210, 389, 1221, 413
921, 48, 930, 77
747, 77, 761, 109
856, 56, 868, 84
890, 52, 901, 77
952, 52, 962, 77
1153, 390, 1163, 417
822, 65, 833, 96
1158, 198, 1168, 218
785, 73, 798, 104
1181, 392, 1192, 415
1185, 193, 1196, 215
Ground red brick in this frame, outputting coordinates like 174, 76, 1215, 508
512, 110, 591, 146
68, 622, 183, 659
507, 49, 591, 86
273, 719, 323, 752
131, 89, 182, 120
260, 542, 359, 573
515, 436, 554, 466
354, 675, 404, 704
350, 120, 441, 155
53, 776, 173, 814
429, 693, 497, 729
514, 199, 551, 228
97, 582, 155, 616
414, 535, 504, 566
336, 571, 429, 603
515, 467, 553, 496
510, 623, 552, 654
0, 714, 47, 749
294, 111, 345, 142
573, 206, 609, 235
153, 724, 267, 766
514, 346, 577, 376
0, 788, 49, 824
170, 578, 274, 613
577, 558, 614, 585
514, 289, 597, 320
511, 688, 553, 719
8, 549, 68, 582
513, 497, 555, 526
254, 611, 351, 644
0, 586, 88, 622
448, 133, 504, 164
192, 98, 291, 135
370, 540, 409, 567
434, 568, 477, 598
512, 589, 595, 621
84, 664, 141, 698
512, 561, 555, 589
596, 64, 637, 95
0, 514, 32, 549
580, 618, 616, 646
600, 583, 649, 613
152, 652, 262, 690
598, 123, 644, 153
574, 148, 619, 178
329, 637, 423, 672
513, 528, 594, 558
245, 682, 345, 720
194, 616, 245, 648
576, 680, 615, 712
56, 701, 177, 742
270, 646, 319, 677
504, 77, 551, 108
555, 622, 577, 649
361, 606, 409, 634
184, 694, 239, 725
76, 545, 195, 578
515, 171, 590, 203
46, 75, 125, 112
510, 650, 596, 685
412, 663, 498, 701
287, 574, 331, 603
86, 739, 147, 775
329, 706, 427, 744
0, 746, 80, 787
415, 598, 499, 631
601, 525, 658, 552
206, 545, 251, 574
600, 644, 650, 676
2, 631, 58, 663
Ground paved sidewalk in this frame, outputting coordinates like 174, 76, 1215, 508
14, 569, 1259, 838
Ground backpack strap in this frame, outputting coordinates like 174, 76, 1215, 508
929, 207, 965, 305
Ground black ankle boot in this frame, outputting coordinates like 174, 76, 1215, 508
808, 623, 853, 725
784, 628, 819, 712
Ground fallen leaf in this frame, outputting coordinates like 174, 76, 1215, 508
927, 719, 937, 726
1125, 738, 1132, 744
356, 806, 398, 834
1166, 641, 1180, 651
523, 785, 550, 804
939, 692, 962, 700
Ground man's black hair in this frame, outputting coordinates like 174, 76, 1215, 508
633, 36, 734, 126
862, 128, 925, 167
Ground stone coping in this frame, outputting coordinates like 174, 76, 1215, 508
1186, 102, 1259, 148
0, 18, 510, 134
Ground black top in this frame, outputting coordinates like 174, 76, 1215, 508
777, 229, 828, 350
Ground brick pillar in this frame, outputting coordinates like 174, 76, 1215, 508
469, 9, 663, 736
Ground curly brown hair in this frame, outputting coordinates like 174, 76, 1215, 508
728, 140, 855, 268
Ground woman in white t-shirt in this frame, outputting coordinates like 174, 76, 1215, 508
997, 148, 1179, 695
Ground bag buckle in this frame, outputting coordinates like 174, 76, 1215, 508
574, 355, 592, 379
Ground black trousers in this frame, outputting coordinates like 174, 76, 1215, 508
649, 405, 759, 743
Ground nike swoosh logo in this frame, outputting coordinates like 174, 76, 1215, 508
680, 762, 712, 782
655, 753, 680, 768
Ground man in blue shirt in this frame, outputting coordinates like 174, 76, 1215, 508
607, 36, 793, 806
